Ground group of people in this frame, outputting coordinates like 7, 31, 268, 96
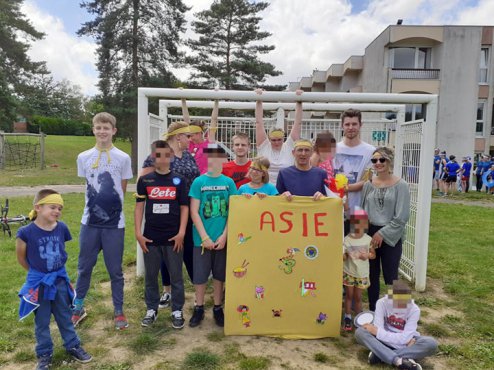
16, 96, 437, 370
434, 149, 494, 195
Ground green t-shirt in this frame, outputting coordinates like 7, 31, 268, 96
189, 174, 237, 246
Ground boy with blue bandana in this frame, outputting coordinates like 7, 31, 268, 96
16, 189, 92, 370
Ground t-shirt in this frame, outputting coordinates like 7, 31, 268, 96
276, 166, 327, 196
343, 234, 372, 279
136, 171, 189, 244
433, 155, 441, 171
461, 162, 472, 177
257, 136, 295, 185
334, 141, 375, 211
189, 140, 210, 175
238, 182, 279, 196
17, 222, 71, 273
189, 174, 237, 246
222, 160, 252, 189
445, 161, 460, 176
77, 146, 133, 228
319, 157, 335, 181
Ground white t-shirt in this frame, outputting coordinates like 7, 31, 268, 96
334, 140, 375, 211
343, 234, 372, 278
77, 146, 133, 228
258, 136, 295, 185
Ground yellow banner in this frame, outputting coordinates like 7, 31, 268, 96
225, 195, 343, 338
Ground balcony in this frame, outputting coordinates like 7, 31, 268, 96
391, 68, 440, 79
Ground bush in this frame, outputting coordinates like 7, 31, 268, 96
28, 115, 91, 136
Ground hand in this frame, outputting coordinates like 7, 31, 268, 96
407, 338, 416, 347
136, 234, 152, 253
281, 191, 293, 201
358, 251, 369, 260
256, 192, 267, 199
214, 233, 227, 250
313, 191, 325, 201
363, 323, 378, 336
169, 232, 185, 252
295, 89, 304, 96
371, 232, 384, 248
242, 193, 253, 199
201, 238, 215, 250
254, 88, 263, 95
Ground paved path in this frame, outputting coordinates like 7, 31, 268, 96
0, 184, 136, 198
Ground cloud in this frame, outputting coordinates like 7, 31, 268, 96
21, 1, 98, 96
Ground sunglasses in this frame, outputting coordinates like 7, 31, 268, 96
371, 158, 387, 164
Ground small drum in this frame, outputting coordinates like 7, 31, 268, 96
354, 311, 375, 328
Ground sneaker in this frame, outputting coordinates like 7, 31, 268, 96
36, 354, 52, 370
189, 306, 205, 328
343, 317, 352, 331
397, 358, 422, 370
114, 312, 129, 330
141, 309, 157, 327
159, 291, 171, 309
368, 351, 383, 365
71, 307, 87, 327
67, 345, 92, 363
213, 306, 224, 327
171, 310, 185, 329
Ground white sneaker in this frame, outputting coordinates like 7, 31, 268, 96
159, 292, 171, 309
171, 310, 185, 329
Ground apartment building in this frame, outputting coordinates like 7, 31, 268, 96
288, 25, 494, 159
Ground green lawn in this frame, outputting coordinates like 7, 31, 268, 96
0, 135, 132, 186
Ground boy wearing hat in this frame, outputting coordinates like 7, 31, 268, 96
188, 144, 237, 328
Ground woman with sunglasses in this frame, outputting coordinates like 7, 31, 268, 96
360, 147, 410, 312
254, 89, 303, 184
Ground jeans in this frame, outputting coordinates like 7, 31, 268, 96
355, 327, 438, 364
35, 279, 80, 357
145, 244, 185, 312
367, 224, 402, 311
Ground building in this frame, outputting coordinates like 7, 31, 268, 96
288, 25, 494, 159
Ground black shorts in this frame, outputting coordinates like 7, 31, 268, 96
445, 175, 457, 183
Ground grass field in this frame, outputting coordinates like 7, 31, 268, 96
0, 135, 132, 186
0, 194, 493, 369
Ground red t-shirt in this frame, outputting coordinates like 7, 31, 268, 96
222, 160, 252, 189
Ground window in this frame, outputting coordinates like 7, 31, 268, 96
390, 47, 432, 69
479, 48, 489, 84
477, 101, 485, 136
405, 104, 426, 122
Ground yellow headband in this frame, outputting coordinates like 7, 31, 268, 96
294, 140, 313, 149
269, 130, 284, 139
29, 194, 64, 220
251, 163, 269, 172
162, 126, 191, 140
188, 125, 203, 134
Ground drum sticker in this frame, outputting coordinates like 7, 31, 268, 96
304, 245, 319, 260
233, 259, 249, 278
237, 305, 251, 327
316, 312, 327, 324
255, 286, 265, 300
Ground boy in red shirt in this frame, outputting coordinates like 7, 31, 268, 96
222, 132, 251, 189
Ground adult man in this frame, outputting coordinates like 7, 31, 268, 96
334, 109, 375, 233
276, 139, 326, 199
222, 132, 252, 189
433, 149, 441, 191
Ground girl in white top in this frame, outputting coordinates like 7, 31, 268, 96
254, 89, 303, 185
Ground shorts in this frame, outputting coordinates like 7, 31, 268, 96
434, 170, 441, 180
440, 172, 448, 181
461, 176, 469, 181
445, 175, 457, 183
192, 246, 227, 284
343, 271, 370, 289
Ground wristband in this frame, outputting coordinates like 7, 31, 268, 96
201, 236, 211, 242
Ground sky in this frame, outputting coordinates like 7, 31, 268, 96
21, 0, 494, 96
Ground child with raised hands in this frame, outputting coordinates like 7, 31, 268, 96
238, 157, 278, 198
16, 190, 92, 369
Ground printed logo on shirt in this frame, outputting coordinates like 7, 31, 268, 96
153, 203, 170, 214
172, 177, 181, 185
386, 314, 406, 331
147, 186, 177, 199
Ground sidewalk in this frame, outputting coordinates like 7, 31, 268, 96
0, 184, 136, 198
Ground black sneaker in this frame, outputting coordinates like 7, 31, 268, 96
171, 310, 185, 329
189, 306, 204, 328
343, 317, 352, 331
159, 291, 171, 309
67, 345, 92, 363
368, 351, 383, 365
141, 309, 157, 327
36, 354, 52, 370
213, 306, 224, 327
398, 358, 422, 370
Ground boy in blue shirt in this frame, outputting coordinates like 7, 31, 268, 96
134, 140, 189, 329
188, 144, 237, 327
16, 190, 92, 370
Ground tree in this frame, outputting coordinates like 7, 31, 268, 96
187, 0, 281, 90
0, 0, 48, 130
79, 0, 189, 171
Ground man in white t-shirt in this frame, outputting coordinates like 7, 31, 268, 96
334, 109, 375, 234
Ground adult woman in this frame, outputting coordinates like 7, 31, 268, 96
255, 89, 303, 185
360, 147, 410, 311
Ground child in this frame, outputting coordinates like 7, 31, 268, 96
310, 131, 337, 181
134, 140, 189, 329
355, 280, 438, 370
238, 156, 278, 197
73, 112, 133, 330
16, 190, 92, 369
222, 132, 252, 188
342, 207, 374, 331
188, 144, 237, 327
